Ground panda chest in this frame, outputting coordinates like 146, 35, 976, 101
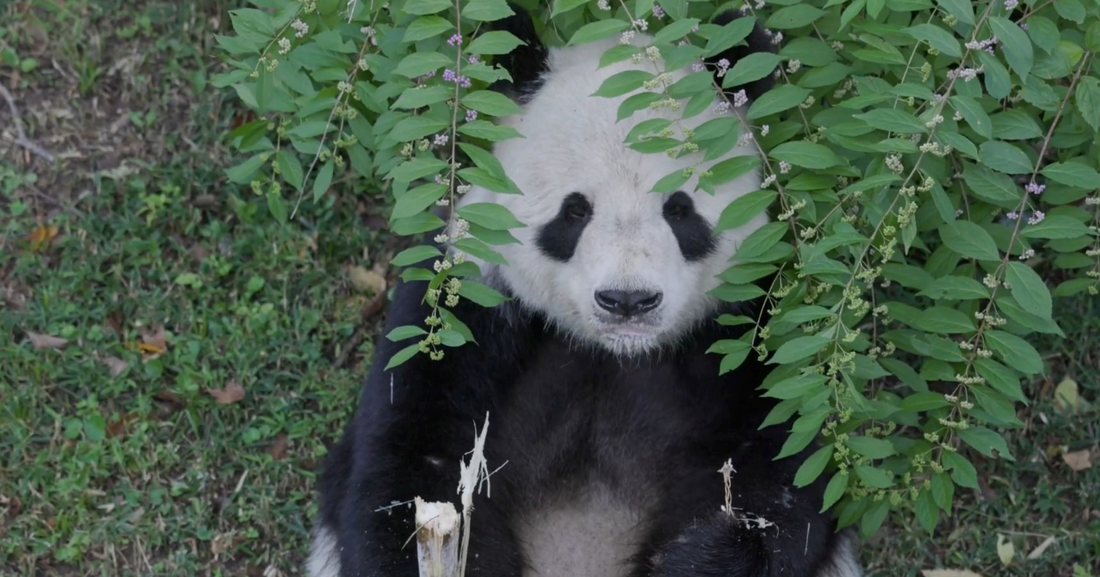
495, 347, 694, 577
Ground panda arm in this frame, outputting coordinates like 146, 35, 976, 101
646, 429, 844, 577
322, 277, 527, 576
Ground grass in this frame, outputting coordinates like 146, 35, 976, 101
1, 1, 1098, 576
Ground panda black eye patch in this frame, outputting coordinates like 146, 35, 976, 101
536, 192, 592, 262
663, 191, 716, 261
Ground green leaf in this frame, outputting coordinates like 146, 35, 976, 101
985, 330, 1044, 375
770, 141, 841, 169
794, 445, 833, 488
266, 190, 287, 223
1027, 16, 1060, 53
975, 358, 1027, 403
651, 168, 689, 193
387, 325, 428, 341
903, 23, 962, 57
591, 70, 653, 98
919, 276, 990, 300
403, 16, 454, 41
703, 16, 756, 57
389, 116, 450, 141
312, 160, 334, 202
467, 31, 525, 55
768, 336, 830, 365
764, 374, 828, 400
390, 156, 448, 183
462, 90, 522, 116
714, 190, 776, 234
392, 245, 443, 267
855, 465, 892, 489
276, 149, 303, 190
989, 17, 1033, 80
958, 426, 1015, 461
854, 108, 927, 134
963, 166, 1020, 203
1053, 0, 1086, 23
394, 51, 452, 78
226, 154, 267, 183
719, 263, 777, 285
708, 283, 767, 303
847, 437, 895, 459
950, 96, 992, 139
942, 451, 978, 489
935, 0, 974, 25
550, 0, 587, 16
654, 18, 700, 45
568, 19, 630, 45
766, 5, 825, 29
746, 85, 812, 120
391, 212, 446, 235
457, 202, 526, 230
992, 110, 1043, 140
454, 238, 508, 265
392, 85, 452, 109
821, 472, 848, 512
385, 344, 421, 370
458, 120, 523, 141
722, 53, 783, 89
403, 0, 451, 15
458, 280, 509, 306
1041, 162, 1100, 188
1005, 262, 1052, 321
702, 156, 761, 187
463, 0, 514, 21
940, 221, 999, 261
1075, 77, 1100, 133
978, 142, 1033, 175
1021, 215, 1091, 239
775, 429, 818, 460
391, 183, 447, 220
900, 392, 950, 412
734, 221, 788, 261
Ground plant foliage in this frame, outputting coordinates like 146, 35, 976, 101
214, 0, 1100, 538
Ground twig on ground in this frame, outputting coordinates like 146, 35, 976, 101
0, 82, 56, 163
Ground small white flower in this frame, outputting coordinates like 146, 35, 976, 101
278, 38, 292, 54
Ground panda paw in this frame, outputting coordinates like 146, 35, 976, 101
650, 513, 775, 577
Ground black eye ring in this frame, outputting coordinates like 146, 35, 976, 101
663, 191, 693, 221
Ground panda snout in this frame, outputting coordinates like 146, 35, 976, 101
594, 289, 663, 317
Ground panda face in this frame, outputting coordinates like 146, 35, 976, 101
456, 37, 769, 356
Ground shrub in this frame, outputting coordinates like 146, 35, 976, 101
213, 0, 1100, 538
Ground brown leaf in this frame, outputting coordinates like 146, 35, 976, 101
102, 356, 129, 377
27, 331, 68, 350
28, 225, 59, 252
138, 325, 168, 359
153, 389, 182, 405
208, 381, 245, 405
268, 434, 289, 460
349, 265, 387, 295
1026, 536, 1056, 560
1062, 448, 1093, 472
106, 413, 138, 439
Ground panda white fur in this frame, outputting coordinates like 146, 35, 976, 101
309, 7, 862, 577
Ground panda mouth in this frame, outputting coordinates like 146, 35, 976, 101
596, 317, 661, 339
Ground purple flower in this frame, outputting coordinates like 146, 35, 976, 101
653, 4, 665, 18
1027, 211, 1045, 225
1004, 0, 1018, 9
1026, 181, 1045, 196
465, 109, 478, 122
448, 34, 463, 46
468, 55, 480, 64
434, 133, 449, 147
1006, 211, 1019, 220
443, 68, 457, 82
691, 61, 706, 72
459, 75, 471, 88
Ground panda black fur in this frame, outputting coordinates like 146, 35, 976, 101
309, 8, 862, 577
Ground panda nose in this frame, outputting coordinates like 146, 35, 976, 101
595, 290, 663, 317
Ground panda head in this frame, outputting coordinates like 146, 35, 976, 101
455, 10, 776, 357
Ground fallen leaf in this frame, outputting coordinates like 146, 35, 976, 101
268, 434, 289, 460
349, 265, 387, 295
208, 381, 245, 405
1054, 377, 1081, 414
102, 356, 129, 377
1027, 536, 1056, 560
922, 571, 983, 577
27, 331, 68, 350
138, 325, 168, 358
28, 225, 58, 251
996, 534, 1015, 567
153, 389, 182, 405
106, 413, 138, 439
1062, 449, 1093, 472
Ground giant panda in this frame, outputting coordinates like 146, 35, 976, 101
308, 6, 862, 577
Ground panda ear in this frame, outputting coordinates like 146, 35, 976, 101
488, 4, 549, 101
703, 12, 778, 102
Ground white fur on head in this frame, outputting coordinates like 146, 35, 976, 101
457, 36, 767, 356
